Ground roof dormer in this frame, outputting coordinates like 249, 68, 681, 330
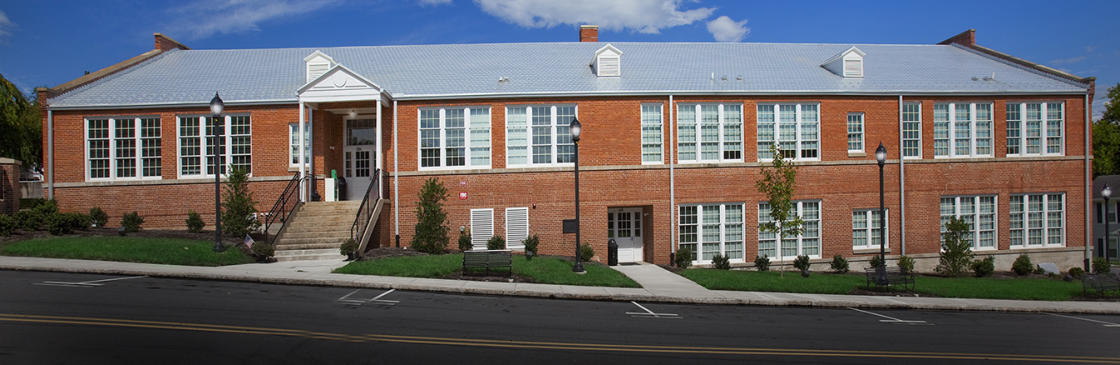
304, 50, 335, 83
591, 44, 622, 77
822, 46, 866, 78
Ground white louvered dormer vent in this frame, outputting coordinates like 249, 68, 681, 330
304, 50, 335, 83
505, 207, 529, 249
822, 46, 865, 78
591, 44, 623, 77
470, 208, 494, 250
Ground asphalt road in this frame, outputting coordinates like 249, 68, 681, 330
0, 270, 1116, 364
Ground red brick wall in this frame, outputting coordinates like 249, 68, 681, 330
0, 162, 18, 215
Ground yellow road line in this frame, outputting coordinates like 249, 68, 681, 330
0, 312, 1114, 363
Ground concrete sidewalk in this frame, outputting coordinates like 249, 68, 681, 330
0, 256, 1117, 314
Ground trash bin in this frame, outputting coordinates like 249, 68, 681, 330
337, 176, 347, 200
607, 239, 618, 266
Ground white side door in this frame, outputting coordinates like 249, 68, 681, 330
608, 208, 643, 263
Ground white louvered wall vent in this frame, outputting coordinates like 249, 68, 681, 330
470, 208, 494, 250
822, 46, 865, 78
304, 50, 335, 83
506, 207, 529, 249
591, 44, 623, 77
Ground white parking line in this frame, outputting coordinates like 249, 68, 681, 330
1045, 313, 1120, 327
848, 307, 930, 325
35, 275, 148, 288
337, 289, 399, 306
626, 301, 680, 319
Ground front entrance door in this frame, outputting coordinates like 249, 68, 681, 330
608, 208, 643, 263
343, 118, 376, 200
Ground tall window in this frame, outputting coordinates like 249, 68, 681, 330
940, 195, 997, 250
757, 103, 819, 161
177, 115, 251, 177
933, 102, 992, 158
679, 203, 744, 263
1007, 102, 1063, 156
86, 117, 162, 180
677, 104, 742, 162
852, 209, 887, 250
758, 200, 820, 259
902, 102, 921, 158
1010, 193, 1064, 248
419, 107, 491, 169
288, 123, 312, 167
847, 112, 864, 153
506, 105, 575, 167
641, 104, 663, 164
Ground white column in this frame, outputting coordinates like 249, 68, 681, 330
376, 98, 383, 194
298, 100, 307, 202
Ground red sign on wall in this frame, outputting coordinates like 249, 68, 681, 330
459, 192, 468, 200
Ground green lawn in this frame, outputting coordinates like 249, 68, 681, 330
334, 254, 640, 288
681, 269, 1087, 301
0, 236, 254, 266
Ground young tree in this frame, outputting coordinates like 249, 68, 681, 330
1094, 83, 1120, 177
222, 166, 260, 237
0, 74, 42, 168
412, 177, 449, 254
937, 216, 974, 276
756, 144, 803, 261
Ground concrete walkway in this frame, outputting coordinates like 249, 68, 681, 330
0, 256, 1117, 314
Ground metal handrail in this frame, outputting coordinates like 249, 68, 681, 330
351, 168, 384, 244
263, 172, 302, 244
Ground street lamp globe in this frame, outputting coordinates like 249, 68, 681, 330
875, 143, 886, 166
1104, 185, 1113, 199
570, 118, 582, 142
210, 93, 224, 116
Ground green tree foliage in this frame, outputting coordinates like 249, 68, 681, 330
412, 178, 449, 254
1095, 83, 1120, 177
0, 74, 42, 168
937, 216, 974, 276
756, 144, 803, 254
222, 167, 259, 237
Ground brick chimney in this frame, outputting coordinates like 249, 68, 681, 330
579, 25, 599, 42
154, 33, 190, 51
938, 29, 975, 46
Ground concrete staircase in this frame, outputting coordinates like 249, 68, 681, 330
273, 201, 362, 262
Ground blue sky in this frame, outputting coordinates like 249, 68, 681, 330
0, 0, 1116, 117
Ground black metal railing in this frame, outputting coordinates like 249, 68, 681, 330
263, 172, 302, 244
351, 168, 385, 244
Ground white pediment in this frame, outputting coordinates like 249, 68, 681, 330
297, 64, 382, 103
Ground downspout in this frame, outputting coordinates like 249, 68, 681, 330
47, 109, 53, 200
393, 99, 400, 248
669, 94, 675, 264
1085, 92, 1092, 270
898, 95, 906, 256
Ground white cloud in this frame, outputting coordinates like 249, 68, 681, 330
419, 0, 453, 5
473, 0, 715, 34
705, 15, 747, 42
0, 9, 15, 40
166, 0, 340, 40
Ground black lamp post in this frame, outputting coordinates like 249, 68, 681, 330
875, 143, 887, 284
1104, 185, 1112, 263
570, 118, 585, 273
210, 93, 225, 252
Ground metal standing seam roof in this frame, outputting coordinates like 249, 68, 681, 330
46, 41, 1091, 108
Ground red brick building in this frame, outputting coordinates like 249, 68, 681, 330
37, 28, 1096, 270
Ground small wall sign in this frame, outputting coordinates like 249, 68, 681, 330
459, 192, 468, 200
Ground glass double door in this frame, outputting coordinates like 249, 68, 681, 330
608, 208, 643, 263
343, 118, 375, 200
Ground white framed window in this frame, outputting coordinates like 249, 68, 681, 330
177, 115, 251, 178
758, 200, 821, 260
940, 195, 997, 250
505, 207, 529, 250
902, 102, 921, 159
419, 107, 491, 169
677, 103, 742, 163
678, 203, 744, 264
852, 209, 887, 250
288, 123, 312, 168
757, 103, 819, 161
641, 104, 663, 164
85, 117, 162, 181
505, 105, 575, 167
469, 208, 494, 250
933, 102, 992, 158
1006, 102, 1063, 156
1010, 193, 1064, 248
847, 112, 864, 153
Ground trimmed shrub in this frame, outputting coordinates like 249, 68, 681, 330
870, 255, 885, 270
121, 211, 144, 233
937, 216, 973, 276
65, 212, 91, 231
252, 242, 274, 258
1093, 257, 1112, 274
411, 178, 450, 254
523, 234, 539, 259
971, 256, 995, 277
675, 247, 693, 269
830, 255, 849, 273
0, 214, 14, 236
457, 230, 472, 252
89, 207, 108, 228
579, 242, 594, 262
45, 214, 72, 235
897, 255, 915, 274
14, 210, 43, 231
487, 235, 505, 250
793, 255, 811, 272
222, 167, 260, 238
1069, 267, 1086, 279
1012, 254, 1033, 276
712, 254, 731, 270
340, 238, 358, 258
754, 255, 771, 271
33, 200, 58, 216
186, 211, 205, 233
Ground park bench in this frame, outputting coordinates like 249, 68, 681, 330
864, 267, 915, 291
463, 249, 512, 277
1082, 273, 1120, 296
